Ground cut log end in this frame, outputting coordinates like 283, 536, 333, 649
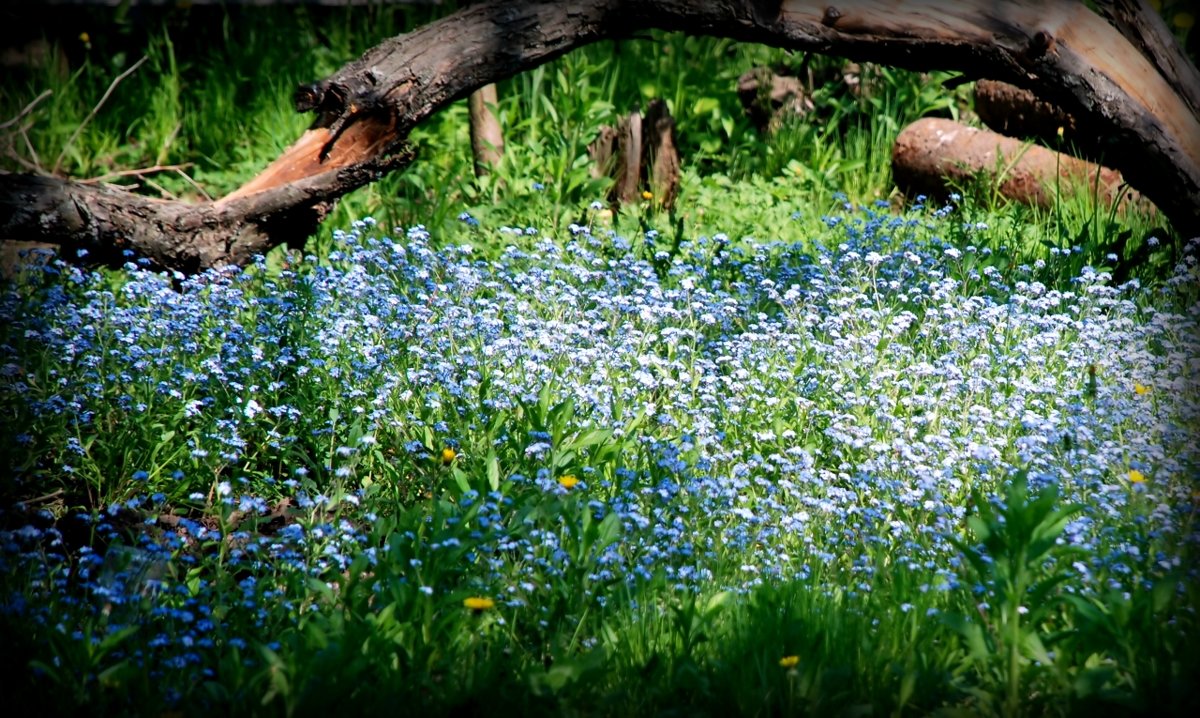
737, 67, 811, 132
974, 79, 1076, 147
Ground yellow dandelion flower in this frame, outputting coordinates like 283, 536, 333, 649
641, 190, 654, 200
1134, 383, 1150, 395
1128, 469, 1146, 484
1174, 12, 1194, 30
558, 475, 580, 489
79, 32, 91, 44
779, 655, 800, 668
441, 447, 457, 465
463, 596, 494, 611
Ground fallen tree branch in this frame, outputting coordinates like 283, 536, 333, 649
3, 0, 1199, 275
79, 163, 196, 185
52, 55, 148, 176
0, 89, 53, 133
892, 117, 1153, 213
1093, 0, 1200, 117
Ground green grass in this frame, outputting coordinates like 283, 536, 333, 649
1, 3, 1197, 716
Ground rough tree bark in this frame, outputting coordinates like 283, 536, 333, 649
973, 79, 1077, 148
3, 0, 1199, 275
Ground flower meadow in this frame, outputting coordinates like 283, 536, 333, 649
1, 199, 1198, 716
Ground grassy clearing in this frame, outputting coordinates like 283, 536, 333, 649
1, 3, 1198, 716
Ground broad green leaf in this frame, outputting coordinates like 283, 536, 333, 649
486, 450, 500, 492
692, 97, 720, 116
452, 467, 471, 496
1022, 631, 1053, 664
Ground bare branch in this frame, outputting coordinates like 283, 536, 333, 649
52, 55, 148, 176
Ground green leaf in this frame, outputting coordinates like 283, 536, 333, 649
704, 590, 732, 618
1151, 574, 1176, 613
1026, 574, 1072, 621
966, 515, 992, 543
899, 669, 917, 707
1073, 666, 1117, 698
596, 511, 621, 549
529, 647, 608, 696
486, 450, 500, 492
692, 97, 720, 116
97, 624, 139, 656
98, 659, 137, 687
28, 659, 63, 686
1021, 631, 1053, 665
552, 449, 577, 470
941, 612, 991, 662
1063, 595, 1106, 627
452, 467, 472, 496
564, 428, 613, 452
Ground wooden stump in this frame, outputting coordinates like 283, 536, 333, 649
736, 67, 812, 132
588, 99, 680, 210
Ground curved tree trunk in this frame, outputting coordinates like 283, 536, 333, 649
3, 0, 1198, 274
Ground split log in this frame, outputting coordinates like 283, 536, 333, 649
589, 99, 681, 209
644, 100, 681, 211
892, 117, 1152, 213
468, 84, 504, 177
4, 0, 1200, 275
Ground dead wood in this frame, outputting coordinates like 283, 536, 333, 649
1093, 0, 1200, 117
644, 100, 680, 210
737, 67, 811, 132
468, 84, 504, 177
974, 79, 1076, 148
589, 99, 680, 210
4, 0, 1200, 275
892, 117, 1152, 213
